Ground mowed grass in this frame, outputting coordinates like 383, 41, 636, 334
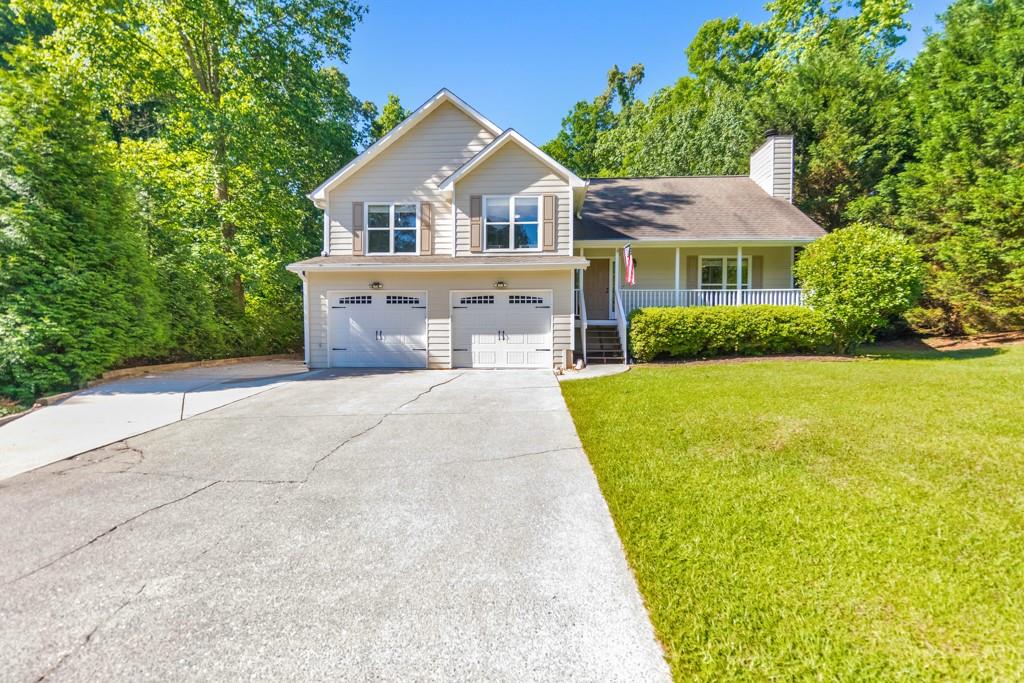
561, 345, 1024, 681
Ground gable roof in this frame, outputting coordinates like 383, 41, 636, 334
307, 89, 502, 207
575, 176, 825, 242
437, 128, 586, 192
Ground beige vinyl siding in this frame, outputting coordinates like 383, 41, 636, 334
305, 269, 573, 369
453, 144, 572, 256
326, 102, 494, 256
750, 139, 775, 197
576, 245, 795, 289
749, 136, 794, 202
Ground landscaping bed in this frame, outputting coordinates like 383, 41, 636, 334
562, 345, 1024, 680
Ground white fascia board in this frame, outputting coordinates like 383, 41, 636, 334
573, 238, 820, 248
438, 129, 586, 193
285, 260, 589, 274
307, 88, 503, 206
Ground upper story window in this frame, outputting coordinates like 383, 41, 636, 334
484, 196, 539, 250
367, 203, 418, 254
700, 256, 751, 290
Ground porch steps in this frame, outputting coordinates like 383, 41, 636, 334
586, 326, 625, 364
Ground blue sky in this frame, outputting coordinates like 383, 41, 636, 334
341, 0, 950, 145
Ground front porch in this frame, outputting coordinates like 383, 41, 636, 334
572, 243, 809, 364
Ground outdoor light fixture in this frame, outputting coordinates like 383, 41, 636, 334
493, 281, 508, 289
369, 281, 383, 290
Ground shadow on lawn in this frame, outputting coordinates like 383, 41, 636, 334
860, 337, 1009, 361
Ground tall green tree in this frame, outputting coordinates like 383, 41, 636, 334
368, 93, 409, 142
29, 0, 367, 354
542, 64, 644, 177
549, 1, 912, 228
883, 0, 1024, 333
0, 49, 167, 401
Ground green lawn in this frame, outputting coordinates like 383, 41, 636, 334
562, 345, 1024, 681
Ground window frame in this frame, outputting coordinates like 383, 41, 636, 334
364, 202, 420, 255
698, 255, 753, 290
482, 195, 542, 252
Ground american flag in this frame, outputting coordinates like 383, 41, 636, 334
623, 243, 636, 285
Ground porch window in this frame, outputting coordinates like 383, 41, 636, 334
366, 203, 418, 254
484, 196, 539, 250
700, 256, 751, 290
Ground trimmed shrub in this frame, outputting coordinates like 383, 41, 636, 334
628, 305, 831, 362
795, 224, 925, 352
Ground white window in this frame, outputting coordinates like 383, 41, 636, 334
484, 196, 540, 250
699, 256, 752, 290
366, 203, 418, 254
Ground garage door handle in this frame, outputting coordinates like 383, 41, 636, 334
535, 348, 551, 351
535, 305, 550, 309
412, 305, 426, 309
332, 347, 347, 351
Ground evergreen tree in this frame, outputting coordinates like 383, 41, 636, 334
0, 51, 168, 401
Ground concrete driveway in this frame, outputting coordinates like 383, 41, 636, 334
0, 360, 312, 481
0, 369, 668, 681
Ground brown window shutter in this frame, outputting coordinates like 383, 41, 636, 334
419, 202, 433, 255
685, 255, 698, 289
751, 255, 763, 288
351, 202, 364, 256
542, 194, 556, 251
469, 195, 482, 253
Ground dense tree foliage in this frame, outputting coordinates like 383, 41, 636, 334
546, 0, 1023, 335
0, 51, 168, 401
368, 93, 410, 142
1, 0, 370, 401
880, 0, 1024, 333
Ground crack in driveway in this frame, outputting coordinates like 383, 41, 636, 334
10, 374, 471, 586
6, 482, 219, 586
33, 582, 148, 682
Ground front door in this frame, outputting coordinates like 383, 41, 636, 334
583, 258, 610, 319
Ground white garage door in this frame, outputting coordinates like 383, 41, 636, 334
451, 291, 552, 368
328, 291, 427, 368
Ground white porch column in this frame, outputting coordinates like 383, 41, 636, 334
736, 245, 744, 305
674, 247, 681, 306
614, 248, 621, 318
789, 246, 795, 289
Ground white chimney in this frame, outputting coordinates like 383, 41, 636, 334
749, 129, 794, 202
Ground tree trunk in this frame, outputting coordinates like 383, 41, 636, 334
213, 133, 245, 310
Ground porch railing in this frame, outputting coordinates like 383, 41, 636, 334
620, 288, 805, 319
575, 288, 588, 365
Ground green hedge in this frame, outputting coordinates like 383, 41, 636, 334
628, 305, 832, 362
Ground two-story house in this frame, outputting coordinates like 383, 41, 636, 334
287, 89, 824, 369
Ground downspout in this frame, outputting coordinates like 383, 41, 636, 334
299, 270, 310, 368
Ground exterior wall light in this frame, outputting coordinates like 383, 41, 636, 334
369, 281, 383, 290
493, 281, 508, 289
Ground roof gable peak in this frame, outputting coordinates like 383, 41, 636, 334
308, 88, 502, 205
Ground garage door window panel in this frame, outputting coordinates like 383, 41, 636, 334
367, 203, 418, 254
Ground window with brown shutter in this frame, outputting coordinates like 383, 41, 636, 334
542, 194, 556, 251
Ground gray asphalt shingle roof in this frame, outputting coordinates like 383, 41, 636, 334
576, 176, 825, 241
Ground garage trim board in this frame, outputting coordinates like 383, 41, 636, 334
450, 289, 553, 369
327, 290, 428, 368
